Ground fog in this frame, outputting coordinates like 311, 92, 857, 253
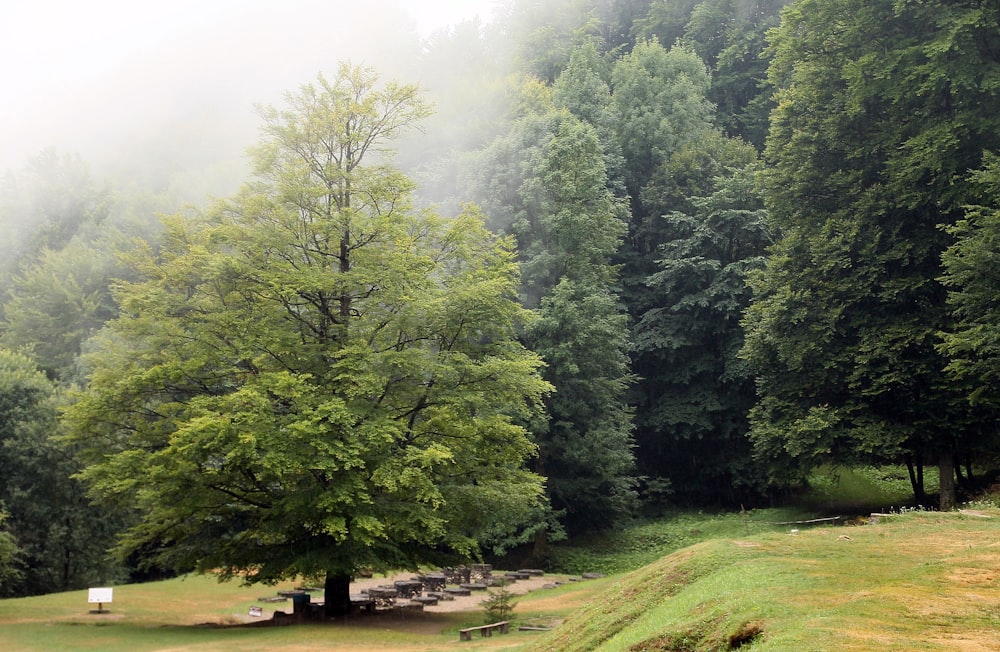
1, 0, 500, 196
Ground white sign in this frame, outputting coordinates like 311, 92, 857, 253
88, 587, 113, 604
248, 606, 263, 617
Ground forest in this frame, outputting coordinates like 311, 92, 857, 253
1, 0, 999, 611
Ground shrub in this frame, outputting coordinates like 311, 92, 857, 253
481, 583, 517, 623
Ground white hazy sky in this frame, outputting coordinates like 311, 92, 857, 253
0, 0, 500, 174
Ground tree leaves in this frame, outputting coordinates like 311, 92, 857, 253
66, 64, 550, 590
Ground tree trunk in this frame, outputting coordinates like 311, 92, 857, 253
917, 460, 924, 503
324, 571, 352, 619
533, 527, 548, 559
905, 454, 926, 506
964, 452, 974, 486
938, 452, 956, 511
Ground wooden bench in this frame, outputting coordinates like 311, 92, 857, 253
459, 621, 510, 641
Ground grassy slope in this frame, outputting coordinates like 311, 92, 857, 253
527, 509, 1000, 651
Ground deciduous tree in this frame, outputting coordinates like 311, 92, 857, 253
940, 154, 1000, 410
66, 63, 551, 616
743, 0, 1000, 508
471, 105, 636, 536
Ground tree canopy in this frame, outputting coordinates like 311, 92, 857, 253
0, 348, 119, 596
940, 154, 1000, 410
742, 0, 1000, 507
66, 63, 551, 615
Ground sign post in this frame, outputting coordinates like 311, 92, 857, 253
88, 587, 113, 614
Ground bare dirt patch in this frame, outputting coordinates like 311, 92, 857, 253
218, 571, 584, 651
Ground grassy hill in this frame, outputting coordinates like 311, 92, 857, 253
530, 508, 1000, 651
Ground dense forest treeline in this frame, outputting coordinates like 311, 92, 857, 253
1, 0, 999, 601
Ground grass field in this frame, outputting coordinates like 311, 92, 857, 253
0, 570, 603, 651
3, 469, 997, 651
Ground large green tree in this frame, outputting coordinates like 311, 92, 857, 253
517, 114, 636, 535
609, 38, 716, 334
743, 0, 1000, 508
66, 64, 551, 616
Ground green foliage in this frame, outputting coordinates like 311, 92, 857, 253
743, 0, 1000, 505
1, 241, 120, 380
610, 38, 714, 206
514, 114, 628, 302
471, 95, 637, 535
66, 63, 551, 611
0, 349, 121, 596
481, 582, 518, 623
682, 0, 793, 148
631, 147, 772, 504
939, 153, 1000, 408
506, 0, 605, 84
632, 0, 701, 50
528, 280, 637, 533
0, 510, 22, 593
0, 150, 110, 287
0, 150, 168, 384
